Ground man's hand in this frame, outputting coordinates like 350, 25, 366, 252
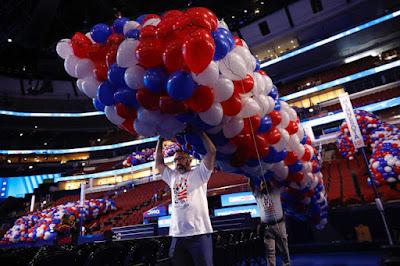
155, 137, 166, 174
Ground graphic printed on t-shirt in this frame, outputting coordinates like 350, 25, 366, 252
173, 175, 189, 208
262, 194, 275, 217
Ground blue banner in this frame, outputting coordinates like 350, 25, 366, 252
214, 205, 260, 218
220, 192, 256, 207
143, 205, 167, 218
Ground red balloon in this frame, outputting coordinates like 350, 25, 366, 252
306, 137, 312, 145
185, 7, 218, 31
94, 62, 108, 81
254, 134, 269, 158
159, 96, 188, 114
221, 95, 241, 116
163, 40, 185, 73
116, 103, 137, 120
155, 19, 175, 40
284, 151, 298, 165
287, 172, 304, 183
88, 43, 108, 63
286, 121, 299, 135
185, 85, 214, 113
182, 29, 215, 74
233, 36, 243, 46
233, 74, 254, 95
301, 147, 312, 161
269, 110, 282, 126
242, 115, 261, 134
136, 39, 164, 68
105, 46, 117, 68
106, 33, 124, 47
162, 10, 184, 20
230, 133, 253, 149
140, 25, 157, 41
119, 119, 137, 137
136, 88, 160, 110
265, 127, 281, 144
71, 32, 92, 58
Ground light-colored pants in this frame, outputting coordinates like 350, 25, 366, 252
262, 220, 290, 266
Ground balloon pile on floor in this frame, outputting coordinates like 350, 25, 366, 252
56, 8, 327, 228
336, 109, 400, 185
123, 142, 180, 166
2, 199, 116, 243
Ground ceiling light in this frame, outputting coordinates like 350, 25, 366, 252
82, 162, 86, 166
306, 82, 311, 86
7, 159, 11, 163
232, 15, 235, 19
22, 66, 26, 71
19, 133, 23, 136
24, 158, 27, 161
7, 38, 12, 43
44, 142, 47, 146
97, 138, 101, 142
255, 9, 260, 14
261, 1, 264, 4
293, 46, 296, 48
34, 125, 38, 129
28, 165, 33, 169
244, 10, 247, 13
277, 46, 280, 48
267, 50, 271, 52
290, 40, 294, 43
55, 157, 58, 160
309, 108, 314, 113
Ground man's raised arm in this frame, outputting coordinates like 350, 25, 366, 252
200, 132, 216, 171
155, 137, 166, 174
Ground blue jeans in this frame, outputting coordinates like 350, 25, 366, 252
169, 234, 213, 266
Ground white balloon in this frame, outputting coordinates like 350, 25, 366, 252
217, 142, 237, 154
265, 96, 275, 114
81, 76, 100, 99
294, 144, 306, 159
105, 106, 124, 125
280, 101, 290, 111
223, 117, 244, 138
74, 58, 94, 78
85, 32, 94, 43
288, 134, 300, 150
273, 128, 290, 151
297, 126, 305, 141
254, 94, 269, 116
137, 108, 162, 125
134, 119, 156, 137
123, 21, 141, 35
64, 54, 79, 78
192, 61, 219, 87
117, 39, 139, 68
272, 162, 289, 181
237, 97, 261, 118
217, 19, 229, 30
56, 39, 72, 59
279, 110, 290, 128
288, 108, 298, 121
143, 18, 161, 27
219, 52, 247, 80
125, 65, 145, 90
232, 46, 253, 73
76, 79, 84, 93
252, 72, 265, 95
213, 78, 233, 102
263, 75, 273, 94
207, 126, 222, 134
199, 103, 223, 126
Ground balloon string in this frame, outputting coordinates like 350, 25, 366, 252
239, 79, 284, 237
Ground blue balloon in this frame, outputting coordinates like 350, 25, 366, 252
176, 112, 197, 123
212, 28, 234, 60
91, 23, 112, 44
216, 152, 231, 161
276, 149, 288, 161
114, 89, 140, 108
108, 64, 126, 87
209, 130, 229, 146
288, 161, 303, 172
269, 85, 278, 99
92, 98, 105, 112
113, 17, 129, 34
167, 71, 196, 101
255, 59, 260, 71
144, 67, 168, 93
263, 147, 280, 163
136, 14, 148, 24
185, 133, 203, 147
191, 115, 214, 131
125, 29, 140, 39
245, 159, 260, 167
274, 100, 281, 110
175, 134, 186, 146
300, 135, 307, 144
97, 81, 117, 106
258, 116, 273, 133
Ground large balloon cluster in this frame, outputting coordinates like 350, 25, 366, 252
336, 110, 400, 185
56, 8, 326, 228
122, 142, 180, 167
2, 199, 116, 243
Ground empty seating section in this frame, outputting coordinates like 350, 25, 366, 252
279, 56, 378, 96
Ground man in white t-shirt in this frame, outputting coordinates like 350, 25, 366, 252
250, 179, 290, 266
155, 132, 216, 266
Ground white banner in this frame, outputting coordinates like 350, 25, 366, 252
339, 92, 365, 148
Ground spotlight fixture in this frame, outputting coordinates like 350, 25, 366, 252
97, 138, 101, 142
28, 165, 33, 169
306, 82, 311, 86
19, 133, 23, 136
7, 38, 12, 43
44, 142, 47, 146
34, 125, 38, 129
255, 9, 260, 14
232, 15, 235, 18
309, 108, 314, 113
261, 1, 264, 5
7, 159, 11, 163
244, 9, 247, 13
